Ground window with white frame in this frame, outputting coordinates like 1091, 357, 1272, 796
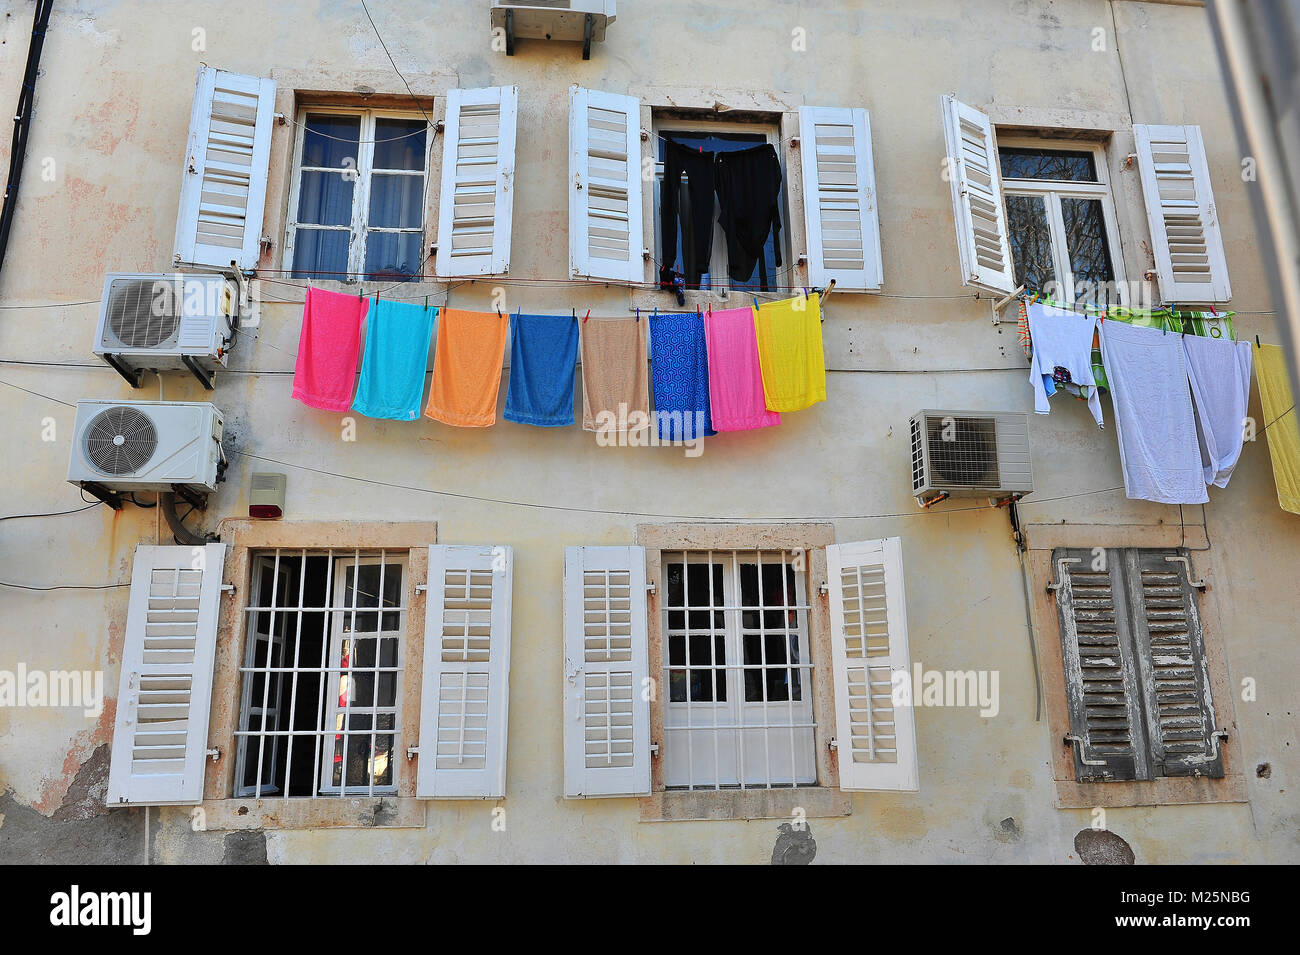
286, 109, 430, 282
660, 550, 816, 789
998, 139, 1127, 305
234, 549, 407, 798
653, 118, 787, 295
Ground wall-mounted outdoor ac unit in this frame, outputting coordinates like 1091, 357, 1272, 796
93, 272, 237, 390
67, 399, 225, 494
909, 410, 1033, 505
491, 1, 616, 58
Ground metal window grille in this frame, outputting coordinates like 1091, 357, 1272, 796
234, 548, 407, 798
661, 550, 817, 790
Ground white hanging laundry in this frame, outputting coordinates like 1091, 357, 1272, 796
1183, 335, 1254, 488
1100, 321, 1209, 505
1026, 302, 1103, 428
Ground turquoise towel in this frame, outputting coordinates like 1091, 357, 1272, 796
352, 298, 436, 421
504, 314, 579, 427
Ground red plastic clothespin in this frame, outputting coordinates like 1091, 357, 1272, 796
583, 309, 590, 324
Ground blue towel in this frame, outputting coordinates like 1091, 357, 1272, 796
649, 312, 715, 441
504, 314, 579, 427
352, 298, 436, 421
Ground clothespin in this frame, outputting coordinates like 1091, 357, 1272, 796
358, 285, 364, 301
635, 307, 640, 323
583, 309, 590, 324
497, 305, 503, 319
1256, 335, 1261, 348
572, 307, 576, 321
424, 294, 429, 311
753, 296, 760, 311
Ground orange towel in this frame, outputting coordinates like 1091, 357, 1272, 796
423, 309, 509, 427
581, 318, 650, 433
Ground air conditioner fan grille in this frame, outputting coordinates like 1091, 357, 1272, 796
925, 415, 1000, 487
85, 406, 158, 475
106, 279, 181, 349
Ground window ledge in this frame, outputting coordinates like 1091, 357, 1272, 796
1053, 774, 1247, 810
639, 786, 851, 823
199, 797, 426, 830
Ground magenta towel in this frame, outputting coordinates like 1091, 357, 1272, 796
291, 287, 368, 412
704, 306, 780, 431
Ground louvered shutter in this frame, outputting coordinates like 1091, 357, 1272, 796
1051, 548, 1149, 782
173, 67, 275, 272
568, 86, 645, 284
1134, 125, 1232, 304
416, 545, 513, 798
106, 544, 226, 806
562, 546, 650, 797
1123, 549, 1224, 778
940, 95, 1016, 295
435, 86, 518, 278
798, 106, 883, 291
825, 538, 919, 792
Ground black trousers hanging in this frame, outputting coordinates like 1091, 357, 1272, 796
660, 140, 717, 289
714, 143, 783, 287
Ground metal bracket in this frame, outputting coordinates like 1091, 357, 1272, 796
1063, 734, 1107, 766
582, 12, 594, 60
219, 583, 236, 596
1046, 556, 1081, 594
170, 483, 208, 512
990, 284, 1026, 324
181, 354, 215, 390
206, 747, 222, 763
828, 737, 838, 751
649, 741, 660, 757
1207, 729, 1230, 761
818, 581, 829, 597
406, 746, 420, 760
503, 8, 514, 55
79, 481, 125, 511
414, 583, 429, 594
102, 353, 145, 389
1165, 555, 1208, 591
646, 580, 657, 597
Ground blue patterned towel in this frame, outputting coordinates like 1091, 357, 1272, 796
649, 312, 715, 441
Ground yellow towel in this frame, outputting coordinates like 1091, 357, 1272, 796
1256, 344, 1300, 514
753, 292, 825, 412
423, 309, 509, 427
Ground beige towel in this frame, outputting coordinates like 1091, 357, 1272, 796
581, 318, 649, 433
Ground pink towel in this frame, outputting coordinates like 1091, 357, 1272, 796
704, 306, 780, 431
291, 287, 368, 412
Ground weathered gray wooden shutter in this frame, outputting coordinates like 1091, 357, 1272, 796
1123, 549, 1224, 778
1051, 547, 1149, 782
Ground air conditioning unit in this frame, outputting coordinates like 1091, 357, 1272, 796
93, 272, 238, 389
67, 400, 225, 494
491, 1, 616, 58
909, 410, 1033, 505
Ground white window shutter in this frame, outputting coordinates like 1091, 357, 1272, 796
825, 537, 919, 792
416, 545, 513, 799
435, 86, 518, 278
173, 67, 275, 272
940, 94, 1016, 295
106, 544, 226, 806
562, 545, 650, 797
798, 106, 883, 291
1134, 124, 1232, 304
568, 86, 645, 284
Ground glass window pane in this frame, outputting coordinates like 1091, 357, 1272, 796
1061, 196, 1118, 303
296, 171, 354, 227
999, 147, 1097, 182
302, 114, 360, 169
363, 232, 422, 282
368, 172, 424, 229
1005, 194, 1056, 293
373, 118, 427, 170
342, 563, 403, 631
291, 228, 349, 279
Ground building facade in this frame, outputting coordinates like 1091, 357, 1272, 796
1, 0, 1296, 864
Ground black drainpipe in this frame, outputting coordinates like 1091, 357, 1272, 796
0, 0, 54, 279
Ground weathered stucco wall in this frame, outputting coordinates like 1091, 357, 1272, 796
0, 0, 1296, 864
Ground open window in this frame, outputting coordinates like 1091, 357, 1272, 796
284, 108, 431, 282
